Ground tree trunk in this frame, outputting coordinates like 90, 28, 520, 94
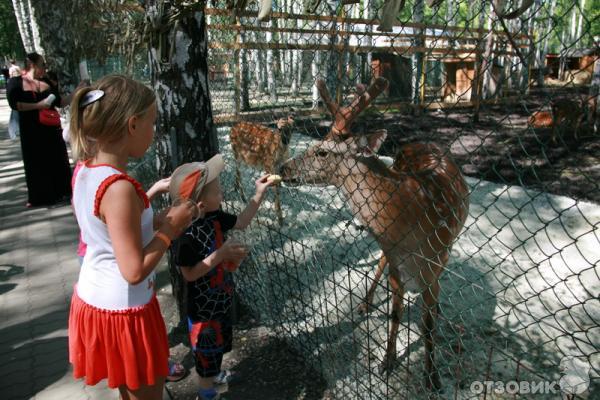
311, 50, 321, 108
290, 0, 301, 96
324, 0, 340, 104
412, 0, 425, 105
146, 1, 218, 323
536, 0, 556, 87
519, 0, 541, 94
266, 24, 278, 103
472, 0, 488, 121
364, 0, 375, 84
11, 0, 34, 53
559, 2, 579, 80
239, 27, 250, 111
590, 57, 600, 135
27, 1, 79, 92
481, 1, 497, 99
576, 0, 586, 42
254, 31, 266, 93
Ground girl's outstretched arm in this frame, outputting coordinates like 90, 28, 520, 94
102, 180, 191, 285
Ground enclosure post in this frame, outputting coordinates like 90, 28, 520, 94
335, 6, 346, 105
234, 18, 241, 116
591, 55, 600, 135
472, 1, 487, 122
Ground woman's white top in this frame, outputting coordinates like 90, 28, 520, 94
73, 163, 155, 310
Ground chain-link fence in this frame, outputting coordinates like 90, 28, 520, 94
203, 1, 600, 398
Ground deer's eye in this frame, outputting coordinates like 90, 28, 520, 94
316, 150, 328, 157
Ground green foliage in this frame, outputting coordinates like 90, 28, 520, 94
589, 0, 600, 38
0, 1, 25, 59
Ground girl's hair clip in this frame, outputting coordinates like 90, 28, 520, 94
80, 89, 105, 108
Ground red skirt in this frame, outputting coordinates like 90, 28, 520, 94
68, 288, 169, 389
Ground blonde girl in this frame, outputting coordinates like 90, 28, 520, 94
68, 75, 197, 400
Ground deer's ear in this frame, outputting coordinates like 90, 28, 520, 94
367, 129, 387, 152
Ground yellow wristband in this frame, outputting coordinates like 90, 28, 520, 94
155, 231, 171, 247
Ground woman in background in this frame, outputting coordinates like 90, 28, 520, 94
7, 53, 72, 207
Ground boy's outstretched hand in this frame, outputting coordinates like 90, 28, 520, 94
255, 174, 276, 196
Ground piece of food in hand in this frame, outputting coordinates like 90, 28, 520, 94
267, 174, 282, 185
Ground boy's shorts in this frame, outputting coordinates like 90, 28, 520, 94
188, 318, 232, 377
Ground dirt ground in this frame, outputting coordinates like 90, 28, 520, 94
157, 288, 331, 400
300, 86, 600, 204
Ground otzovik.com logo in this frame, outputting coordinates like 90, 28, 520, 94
470, 356, 592, 396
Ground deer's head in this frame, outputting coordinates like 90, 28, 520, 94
280, 78, 389, 186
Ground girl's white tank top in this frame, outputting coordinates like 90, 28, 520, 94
73, 163, 155, 310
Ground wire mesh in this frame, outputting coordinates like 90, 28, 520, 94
203, 0, 599, 398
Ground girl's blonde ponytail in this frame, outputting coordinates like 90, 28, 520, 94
69, 86, 94, 160
68, 75, 156, 161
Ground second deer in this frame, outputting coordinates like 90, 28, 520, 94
230, 115, 295, 225
280, 78, 470, 390
528, 96, 595, 143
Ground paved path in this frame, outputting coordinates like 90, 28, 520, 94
0, 89, 133, 399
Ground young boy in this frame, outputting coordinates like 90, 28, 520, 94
170, 154, 274, 400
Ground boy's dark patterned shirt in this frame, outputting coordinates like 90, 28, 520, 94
173, 210, 237, 321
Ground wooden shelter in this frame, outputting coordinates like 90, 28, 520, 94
546, 48, 600, 83
441, 58, 476, 103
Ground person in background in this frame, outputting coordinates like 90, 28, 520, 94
8, 59, 21, 78
6, 53, 78, 207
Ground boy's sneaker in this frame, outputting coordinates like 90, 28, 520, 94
213, 369, 235, 385
196, 387, 220, 400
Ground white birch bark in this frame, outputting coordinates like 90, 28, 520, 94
536, 0, 556, 86
266, 23, 277, 103
412, 0, 425, 104
11, 0, 34, 53
576, 0, 586, 42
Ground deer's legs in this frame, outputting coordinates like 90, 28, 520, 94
234, 162, 247, 202
421, 266, 442, 391
274, 185, 283, 226
380, 268, 404, 374
358, 255, 387, 315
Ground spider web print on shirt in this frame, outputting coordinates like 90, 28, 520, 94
182, 215, 235, 322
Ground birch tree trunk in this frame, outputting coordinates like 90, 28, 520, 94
560, 2, 579, 80
290, 0, 301, 95
146, 1, 218, 321
472, 0, 488, 120
254, 31, 266, 93
364, 0, 374, 84
536, 0, 556, 86
325, 0, 340, 103
311, 49, 321, 108
519, 0, 541, 93
26, 0, 42, 53
26, 1, 79, 91
11, 0, 35, 53
266, 24, 278, 103
239, 28, 250, 110
576, 0, 586, 43
481, 1, 497, 99
412, 0, 425, 105
590, 57, 600, 135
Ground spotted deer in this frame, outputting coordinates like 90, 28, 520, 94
230, 116, 295, 225
280, 78, 470, 390
529, 96, 595, 143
